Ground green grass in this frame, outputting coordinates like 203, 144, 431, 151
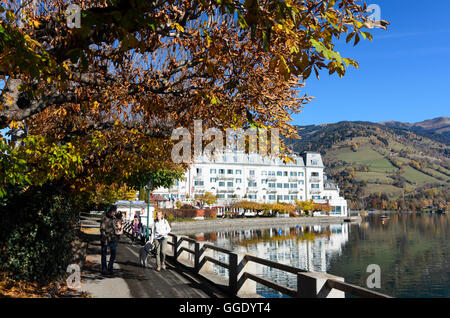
403, 166, 442, 186
423, 168, 449, 182
335, 146, 398, 173
365, 184, 403, 196
355, 171, 392, 183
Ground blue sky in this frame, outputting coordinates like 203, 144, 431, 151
292, 0, 450, 126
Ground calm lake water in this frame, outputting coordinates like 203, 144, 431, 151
188, 213, 450, 298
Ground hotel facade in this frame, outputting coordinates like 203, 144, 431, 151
153, 151, 348, 216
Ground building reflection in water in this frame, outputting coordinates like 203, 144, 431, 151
194, 223, 350, 297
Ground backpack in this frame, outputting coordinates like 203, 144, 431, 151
114, 218, 124, 235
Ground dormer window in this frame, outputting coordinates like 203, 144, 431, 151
311, 160, 318, 165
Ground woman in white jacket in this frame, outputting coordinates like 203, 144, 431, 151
151, 210, 171, 271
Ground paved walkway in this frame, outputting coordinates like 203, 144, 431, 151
79, 217, 224, 298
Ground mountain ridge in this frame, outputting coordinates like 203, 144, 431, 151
288, 118, 450, 210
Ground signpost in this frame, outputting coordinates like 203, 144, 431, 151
144, 178, 153, 241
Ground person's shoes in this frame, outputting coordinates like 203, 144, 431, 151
101, 270, 108, 276
161, 263, 166, 270
155, 266, 161, 272
107, 269, 114, 277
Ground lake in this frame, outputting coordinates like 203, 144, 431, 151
187, 213, 449, 298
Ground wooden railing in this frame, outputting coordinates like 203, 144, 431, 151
124, 221, 392, 298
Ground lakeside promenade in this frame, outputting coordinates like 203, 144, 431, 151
78, 215, 388, 299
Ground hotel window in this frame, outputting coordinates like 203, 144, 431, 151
277, 171, 282, 176
284, 195, 289, 200
248, 181, 257, 187
299, 180, 304, 185
283, 171, 288, 176
311, 160, 318, 166
269, 195, 276, 200
248, 194, 257, 199
234, 156, 238, 163
227, 194, 234, 198
277, 195, 283, 200
196, 168, 202, 175
219, 169, 225, 174
311, 172, 319, 177
261, 171, 267, 176
223, 155, 227, 162
219, 181, 225, 187
284, 183, 289, 188
194, 181, 204, 186
268, 183, 275, 188
269, 171, 275, 176
210, 168, 216, 174
299, 196, 303, 200
236, 170, 242, 174
218, 194, 225, 198
249, 170, 255, 176
290, 171, 297, 177
290, 183, 297, 188
236, 178, 242, 183
227, 182, 234, 187
290, 195, 297, 200
311, 184, 320, 188
210, 178, 217, 183
227, 169, 233, 174
276, 183, 282, 188
299, 172, 304, 176
261, 179, 268, 184
312, 195, 320, 200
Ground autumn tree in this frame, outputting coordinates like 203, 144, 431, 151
0, 0, 387, 282
195, 191, 217, 208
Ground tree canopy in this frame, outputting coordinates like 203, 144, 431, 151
0, 0, 388, 206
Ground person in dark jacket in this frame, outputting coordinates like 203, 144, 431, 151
100, 205, 119, 276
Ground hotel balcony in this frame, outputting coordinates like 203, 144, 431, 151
247, 189, 258, 193
247, 175, 256, 181
266, 189, 277, 194
310, 189, 321, 194
309, 177, 322, 183
194, 174, 203, 180
288, 177, 298, 182
267, 176, 277, 181
289, 189, 299, 194
218, 175, 234, 180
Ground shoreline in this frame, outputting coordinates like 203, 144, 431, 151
170, 216, 359, 234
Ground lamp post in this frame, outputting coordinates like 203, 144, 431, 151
144, 178, 153, 241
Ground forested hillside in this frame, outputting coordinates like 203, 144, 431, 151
289, 119, 450, 211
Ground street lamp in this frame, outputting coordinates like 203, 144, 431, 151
144, 178, 153, 241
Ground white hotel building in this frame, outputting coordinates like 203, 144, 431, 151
153, 151, 348, 216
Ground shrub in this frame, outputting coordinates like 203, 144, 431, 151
0, 187, 77, 283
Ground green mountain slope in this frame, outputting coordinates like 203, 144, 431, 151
289, 121, 450, 210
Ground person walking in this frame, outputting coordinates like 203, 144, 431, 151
150, 211, 171, 271
131, 216, 140, 243
114, 211, 124, 241
100, 205, 119, 276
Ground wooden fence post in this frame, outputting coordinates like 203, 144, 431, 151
229, 252, 238, 295
172, 235, 178, 263
194, 242, 200, 273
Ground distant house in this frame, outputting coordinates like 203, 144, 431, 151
151, 194, 170, 209
115, 200, 155, 226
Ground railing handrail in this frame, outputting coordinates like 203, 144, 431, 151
244, 254, 308, 275
326, 279, 392, 298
